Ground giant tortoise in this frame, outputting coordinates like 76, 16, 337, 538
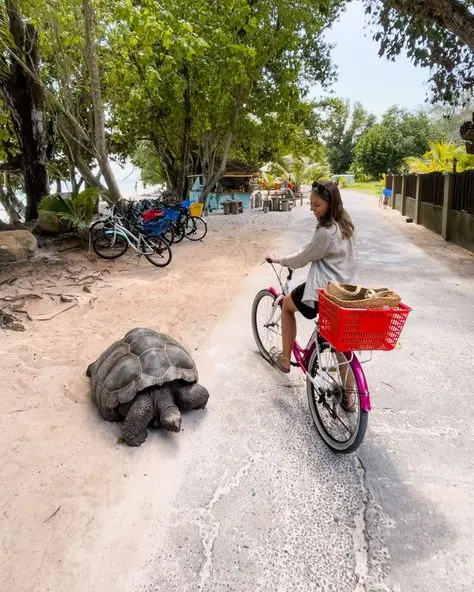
86, 328, 209, 446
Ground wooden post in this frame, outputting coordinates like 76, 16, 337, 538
414, 175, 421, 224
441, 174, 454, 241
400, 175, 407, 216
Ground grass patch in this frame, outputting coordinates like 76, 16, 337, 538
348, 181, 384, 196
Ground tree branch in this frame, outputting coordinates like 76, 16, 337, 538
388, 0, 474, 51
82, 0, 122, 202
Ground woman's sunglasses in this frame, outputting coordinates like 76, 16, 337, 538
312, 182, 331, 200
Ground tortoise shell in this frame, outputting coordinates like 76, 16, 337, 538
87, 328, 197, 417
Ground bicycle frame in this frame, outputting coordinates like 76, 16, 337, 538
103, 222, 150, 254
266, 266, 371, 412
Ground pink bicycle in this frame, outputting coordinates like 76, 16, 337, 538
252, 263, 411, 453
252, 263, 370, 453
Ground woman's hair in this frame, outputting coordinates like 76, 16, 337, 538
311, 180, 354, 239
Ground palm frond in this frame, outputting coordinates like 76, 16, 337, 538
39, 193, 75, 216
39, 188, 99, 231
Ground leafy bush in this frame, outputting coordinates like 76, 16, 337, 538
405, 142, 474, 173
38, 188, 101, 233
336, 176, 349, 188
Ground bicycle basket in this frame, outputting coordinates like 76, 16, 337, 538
318, 289, 411, 351
142, 219, 171, 237
142, 209, 164, 222
163, 208, 182, 222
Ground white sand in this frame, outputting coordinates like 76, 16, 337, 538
0, 207, 303, 592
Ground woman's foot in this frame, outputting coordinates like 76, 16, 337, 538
341, 391, 356, 413
269, 347, 291, 374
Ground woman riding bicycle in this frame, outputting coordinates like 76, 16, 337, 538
266, 180, 357, 374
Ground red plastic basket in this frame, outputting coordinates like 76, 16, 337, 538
142, 209, 164, 222
318, 289, 411, 352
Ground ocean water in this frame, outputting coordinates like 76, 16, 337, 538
0, 162, 163, 222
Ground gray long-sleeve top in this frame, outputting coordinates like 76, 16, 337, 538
276, 222, 357, 306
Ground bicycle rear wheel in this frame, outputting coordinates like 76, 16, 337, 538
251, 289, 282, 362
143, 236, 172, 267
93, 232, 128, 259
172, 219, 186, 243
306, 347, 368, 453
185, 216, 207, 241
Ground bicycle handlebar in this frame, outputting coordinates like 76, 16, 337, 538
263, 259, 293, 280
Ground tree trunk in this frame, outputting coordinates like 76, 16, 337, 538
200, 132, 234, 205
0, 173, 24, 223
24, 160, 49, 218
199, 86, 244, 205
176, 61, 192, 201
6, 175, 25, 216
0, 186, 19, 223
58, 115, 109, 198
1, 1, 51, 221
150, 135, 181, 197
82, 0, 122, 203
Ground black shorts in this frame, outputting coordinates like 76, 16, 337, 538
290, 282, 318, 320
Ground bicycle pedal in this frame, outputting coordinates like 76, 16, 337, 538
290, 361, 299, 367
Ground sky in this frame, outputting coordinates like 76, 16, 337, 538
315, 0, 431, 116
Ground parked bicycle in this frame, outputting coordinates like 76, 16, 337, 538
92, 216, 172, 267
158, 200, 208, 243
252, 262, 410, 453
89, 202, 174, 245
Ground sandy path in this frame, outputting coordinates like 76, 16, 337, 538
0, 206, 302, 592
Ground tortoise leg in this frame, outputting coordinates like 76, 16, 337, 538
122, 393, 154, 446
174, 383, 209, 411
151, 386, 182, 433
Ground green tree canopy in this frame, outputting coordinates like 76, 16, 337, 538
354, 107, 432, 177
317, 98, 375, 174
104, 0, 343, 201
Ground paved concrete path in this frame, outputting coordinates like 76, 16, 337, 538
95, 191, 473, 592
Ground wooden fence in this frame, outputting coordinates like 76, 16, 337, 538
452, 170, 474, 215
420, 172, 444, 206
405, 174, 417, 199
385, 170, 474, 252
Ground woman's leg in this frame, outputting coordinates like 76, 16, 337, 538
281, 294, 298, 370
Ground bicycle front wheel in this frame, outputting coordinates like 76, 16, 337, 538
143, 236, 172, 268
93, 232, 128, 259
306, 348, 368, 453
162, 225, 174, 245
185, 216, 207, 241
251, 289, 282, 362
89, 219, 108, 241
